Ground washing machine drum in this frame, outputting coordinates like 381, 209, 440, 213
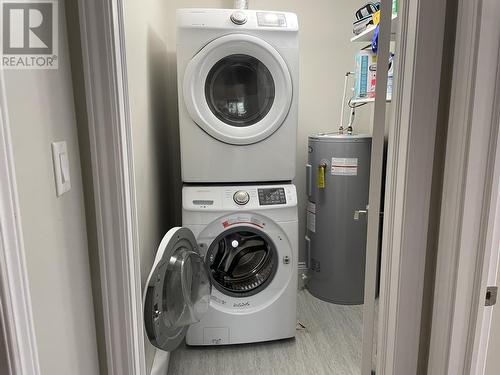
206, 227, 278, 297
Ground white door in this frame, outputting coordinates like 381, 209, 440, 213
143, 227, 211, 351
471, 97, 500, 375
484, 255, 500, 375
183, 34, 293, 145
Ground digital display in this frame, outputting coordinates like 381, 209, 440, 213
258, 188, 286, 205
256, 12, 287, 27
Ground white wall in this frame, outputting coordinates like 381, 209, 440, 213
123, 0, 180, 372
4, 1, 100, 374
163, 0, 372, 261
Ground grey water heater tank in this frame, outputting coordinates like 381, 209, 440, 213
306, 134, 371, 305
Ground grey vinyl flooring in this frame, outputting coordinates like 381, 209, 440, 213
168, 290, 363, 375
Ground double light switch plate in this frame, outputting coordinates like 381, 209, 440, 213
51, 141, 71, 196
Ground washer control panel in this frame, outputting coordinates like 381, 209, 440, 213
183, 184, 297, 210
233, 190, 250, 205
258, 187, 286, 205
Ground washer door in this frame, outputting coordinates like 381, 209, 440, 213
183, 34, 293, 145
205, 226, 278, 297
143, 227, 211, 351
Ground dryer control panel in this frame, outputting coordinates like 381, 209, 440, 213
176, 9, 299, 31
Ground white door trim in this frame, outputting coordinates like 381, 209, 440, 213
360, 0, 392, 372
0, 72, 41, 373
427, 0, 500, 372
77, 0, 146, 374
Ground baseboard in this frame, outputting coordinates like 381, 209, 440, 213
150, 350, 170, 375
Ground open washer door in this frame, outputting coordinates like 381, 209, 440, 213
143, 227, 211, 351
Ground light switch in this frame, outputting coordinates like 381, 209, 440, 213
51, 141, 71, 196
59, 153, 69, 183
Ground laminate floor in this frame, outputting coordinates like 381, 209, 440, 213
168, 290, 363, 375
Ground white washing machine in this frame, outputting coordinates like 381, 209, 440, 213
176, 9, 299, 183
143, 184, 298, 350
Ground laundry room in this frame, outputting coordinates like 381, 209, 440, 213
4, 0, 489, 374
121, 0, 396, 374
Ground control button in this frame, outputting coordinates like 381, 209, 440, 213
233, 190, 250, 205
230, 11, 247, 25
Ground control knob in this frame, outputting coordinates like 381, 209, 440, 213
233, 190, 250, 205
230, 11, 247, 25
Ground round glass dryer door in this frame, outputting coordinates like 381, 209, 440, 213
205, 54, 275, 127
206, 227, 278, 297
183, 34, 293, 145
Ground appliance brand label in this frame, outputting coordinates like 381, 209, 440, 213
307, 211, 316, 233
233, 301, 250, 308
222, 216, 264, 229
331, 157, 358, 176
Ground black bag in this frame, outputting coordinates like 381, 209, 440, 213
355, 2, 381, 21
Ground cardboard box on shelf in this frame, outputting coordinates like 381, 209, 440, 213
354, 51, 377, 99
354, 51, 395, 101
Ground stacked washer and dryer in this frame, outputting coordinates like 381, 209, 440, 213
143, 8, 300, 352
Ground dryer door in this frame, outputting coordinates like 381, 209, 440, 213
143, 227, 211, 351
183, 33, 293, 145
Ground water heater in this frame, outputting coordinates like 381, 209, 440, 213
306, 133, 371, 304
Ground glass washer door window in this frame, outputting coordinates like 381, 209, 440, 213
183, 34, 293, 145
205, 54, 275, 127
206, 227, 278, 298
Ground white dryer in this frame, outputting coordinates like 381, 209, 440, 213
143, 184, 298, 350
176, 9, 299, 183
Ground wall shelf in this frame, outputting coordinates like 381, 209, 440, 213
350, 15, 398, 43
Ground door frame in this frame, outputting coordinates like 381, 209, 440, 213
0, 69, 41, 375
74, 2, 451, 375
76, 0, 146, 374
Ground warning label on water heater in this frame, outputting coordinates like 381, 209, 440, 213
307, 211, 316, 233
331, 157, 358, 176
